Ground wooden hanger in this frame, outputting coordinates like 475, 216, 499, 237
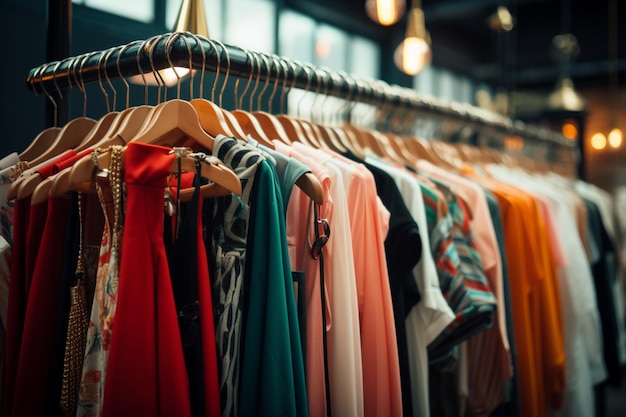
128, 99, 215, 149
183, 36, 241, 140
75, 111, 118, 151
19, 128, 60, 163
68, 145, 242, 198
31, 170, 64, 205
19, 64, 62, 163
28, 117, 96, 166
236, 52, 291, 146
386, 132, 416, 165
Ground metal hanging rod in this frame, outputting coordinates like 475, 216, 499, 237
25, 31, 574, 148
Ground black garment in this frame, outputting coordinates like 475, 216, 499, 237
165, 171, 205, 417
47, 193, 80, 417
487, 192, 522, 417
584, 198, 622, 387
347, 153, 422, 417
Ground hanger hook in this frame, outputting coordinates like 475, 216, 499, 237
135, 36, 151, 104
256, 53, 272, 112
284, 59, 299, 116
228, 44, 248, 109
78, 52, 97, 117
137, 34, 162, 104
185, 31, 207, 100
238, 48, 255, 109
319, 67, 338, 126
212, 40, 231, 108
296, 61, 313, 120
38, 62, 58, 127
342, 72, 360, 125
267, 54, 283, 114
277, 57, 290, 115
168, 32, 194, 100
207, 39, 221, 103
69, 54, 85, 117
310, 65, 326, 124
117, 40, 141, 109
96, 50, 111, 113
180, 33, 195, 100
248, 52, 263, 111
103, 47, 118, 111
165, 32, 185, 100
147, 34, 167, 104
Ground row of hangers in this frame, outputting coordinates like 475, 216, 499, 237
12, 32, 574, 208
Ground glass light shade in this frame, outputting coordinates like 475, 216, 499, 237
130, 0, 207, 87
394, 36, 431, 75
591, 132, 607, 150
365, 0, 406, 26
547, 77, 586, 112
129, 67, 191, 87
609, 128, 623, 148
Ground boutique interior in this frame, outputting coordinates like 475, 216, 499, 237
1, 1, 626, 417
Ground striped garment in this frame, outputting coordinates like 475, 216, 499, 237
205, 136, 265, 417
419, 179, 497, 363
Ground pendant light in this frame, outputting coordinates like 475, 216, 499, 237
589, 0, 622, 150
393, 0, 431, 76
130, 0, 209, 87
365, 0, 406, 26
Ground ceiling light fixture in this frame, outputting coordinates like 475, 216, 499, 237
393, 0, 431, 76
130, 0, 209, 87
365, 0, 406, 26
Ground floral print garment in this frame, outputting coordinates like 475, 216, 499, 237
76, 184, 121, 417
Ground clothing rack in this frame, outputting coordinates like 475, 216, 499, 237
25, 31, 575, 148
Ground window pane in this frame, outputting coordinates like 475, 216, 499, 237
224, 0, 275, 54
348, 36, 380, 80
166, 0, 222, 39
414, 65, 436, 97
438, 69, 455, 102
279, 10, 316, 64
457, 76, 474, 104
314, 24, 348, 72
79, 0, 154, 23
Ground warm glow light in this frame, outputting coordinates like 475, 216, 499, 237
394, 37, 431, 75
365, 0, 406, 26
129, 67, 191, 87
609, 128, 623, 148
591, 132, 607, 150
504, 136, 524, 151
561, 121, 578, 140
315, 41, 332, 60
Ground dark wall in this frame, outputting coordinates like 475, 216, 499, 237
0, 0, 167, 156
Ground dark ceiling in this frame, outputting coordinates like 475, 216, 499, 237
287, 0, 626, 92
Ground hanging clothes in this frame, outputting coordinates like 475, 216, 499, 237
165, 167, 221, 417
206, 136, 308, 417
101, 142, 192, 417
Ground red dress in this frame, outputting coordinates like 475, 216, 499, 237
101, 142, 191, 417
10, 150, 93, 417
2, 198, 28, 417
3, 151, 77, 417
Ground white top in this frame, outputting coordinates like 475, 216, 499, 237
366, 156, 455, 417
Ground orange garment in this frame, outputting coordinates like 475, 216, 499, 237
463, 170, 566, 417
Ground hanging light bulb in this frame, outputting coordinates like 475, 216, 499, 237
393, 1, 431, 75
365, 0, 406, 26
130, 0, 209, 87
608, 127, 623, 148
591, 132, 607, 150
